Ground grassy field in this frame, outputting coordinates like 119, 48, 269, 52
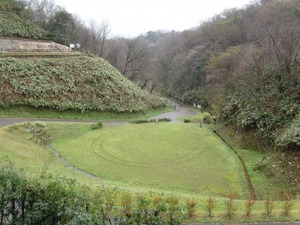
51, 122, 246, 197
2, 121, 246, 197
236, 149, 290, 200
1, 122, 300, 222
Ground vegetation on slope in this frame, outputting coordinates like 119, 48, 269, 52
0, 11, 47, 39
0, 56, 165, 113
0, 0, 73, 44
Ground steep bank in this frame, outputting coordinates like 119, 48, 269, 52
0, 56, 165, 112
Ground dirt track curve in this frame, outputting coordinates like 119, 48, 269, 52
0, 102, 196, 128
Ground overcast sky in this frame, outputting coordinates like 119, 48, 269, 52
54, 0, 252, 37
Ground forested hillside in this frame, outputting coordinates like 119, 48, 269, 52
116, 0, 300, 153
103, 0, 299, 153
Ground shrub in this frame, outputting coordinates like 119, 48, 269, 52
183, 119, 191, 123
158, 117, 172, 122
167, 196, 183, 224
25, 122, 50, 147
0, 163, 185, 224
130, 119, 153, 124
90, 122, 103, 130
281, 201, 293, 217
203, 115, 212, 124
204, 197, 215, 217
244, 199, 255, 217
120, 192, 133, 220
224, 197, 236, 218
186, 198, 197, 219
275, 114, 300, 151
135, 195, 151, 224
152, 195, 167, 217
0, 163, 98, 224
131, 118, 172, 124
264, 198, 274, 216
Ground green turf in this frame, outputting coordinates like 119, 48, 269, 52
52, 122, 247, 197
2, 122, 300, 222
236, 149, 291, 200
0, 123, 142, 189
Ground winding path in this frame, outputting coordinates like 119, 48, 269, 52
0, 103, 196, 127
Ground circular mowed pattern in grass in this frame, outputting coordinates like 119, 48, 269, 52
52, 123, 246, 196
91, 130, 204, 168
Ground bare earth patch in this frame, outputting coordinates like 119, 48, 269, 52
0, 36, 71, 52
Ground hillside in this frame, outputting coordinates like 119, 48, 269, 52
0, 56, 165, 113
0, 11, 47, 39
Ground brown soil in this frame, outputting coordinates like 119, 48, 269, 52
0, 37, 71, 52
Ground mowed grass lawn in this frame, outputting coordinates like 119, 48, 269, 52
52, 123, 247, 197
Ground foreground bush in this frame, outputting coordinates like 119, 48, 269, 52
0, 163, 183, 225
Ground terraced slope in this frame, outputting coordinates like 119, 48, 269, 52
0, 56, 165, 112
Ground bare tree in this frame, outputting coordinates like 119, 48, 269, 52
121, 37, 148, 78
87, 19, 110, 56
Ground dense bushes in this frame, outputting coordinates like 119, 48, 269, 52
0, 163, 184, 225
130, 119, 156, 124
275, 114, 300, 150
90, 122, 103, 130
130, 118, 172, 124
1, 163, 298, 224
0, 163, 95, 225
0, 56, 166, 113
0, 12, 47, 39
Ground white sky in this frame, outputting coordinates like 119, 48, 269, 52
54, 0, 252, 37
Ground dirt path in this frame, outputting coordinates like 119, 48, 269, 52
150, 101, 197, 122
0, 117, 128, 127
0, 103, 197, 127
47, 145, 97, 178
